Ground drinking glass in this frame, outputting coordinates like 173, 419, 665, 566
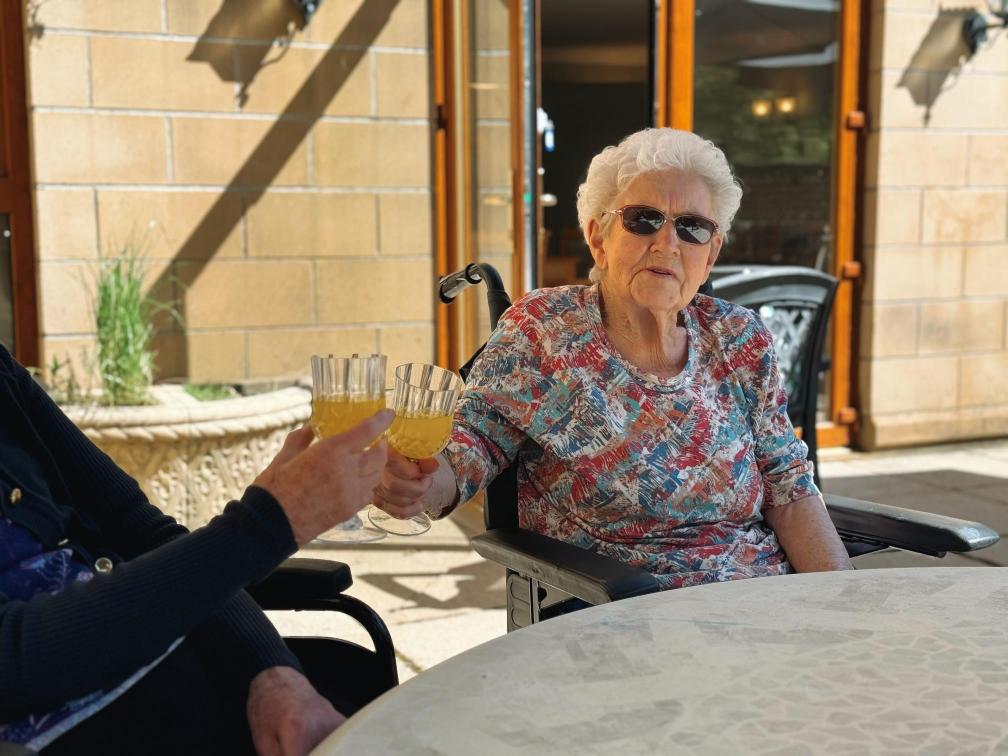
368, 362, 464, 536
309, 353, 388, 544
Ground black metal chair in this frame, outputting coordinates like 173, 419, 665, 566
438, 263, 1000, 632
707, 265, 837, 487
247, 557, 398, 713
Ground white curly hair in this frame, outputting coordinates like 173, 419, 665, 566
575, 128, 743, 283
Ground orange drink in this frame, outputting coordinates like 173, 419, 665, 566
311, 396, 387, 440
387, 411, 453, 459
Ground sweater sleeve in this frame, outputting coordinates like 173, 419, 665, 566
0, 485, 299, 721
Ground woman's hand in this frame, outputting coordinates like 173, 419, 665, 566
372, 449, 440, 520
254, 410, 394, 546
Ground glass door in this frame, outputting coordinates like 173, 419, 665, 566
693, 0, 839, 272
538, 0, 654, 288
680, 0, 862, 445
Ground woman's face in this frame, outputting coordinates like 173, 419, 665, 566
587, 170, 722, 317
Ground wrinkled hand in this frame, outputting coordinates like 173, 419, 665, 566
372, 448, 440, 520
247, 666, 345, 756
254, 410, 394, 546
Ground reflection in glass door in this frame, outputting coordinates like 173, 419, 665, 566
693, 0, 839, 273
463, 0, 516, 352
692, 0, 843, 429
0, 215, 12, 352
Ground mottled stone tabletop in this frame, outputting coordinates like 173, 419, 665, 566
314, 567, 1008, 755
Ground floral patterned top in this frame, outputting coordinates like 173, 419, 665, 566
445, 285, 819, 590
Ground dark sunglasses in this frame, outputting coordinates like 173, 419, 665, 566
607, 205, 719, 245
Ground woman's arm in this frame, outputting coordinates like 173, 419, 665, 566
763, 494, 852, 572
376, 296, 554, 521
0, 486, 297, 720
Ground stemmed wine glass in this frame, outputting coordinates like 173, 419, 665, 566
368, 362, 464, 536
309, 353, 388, 544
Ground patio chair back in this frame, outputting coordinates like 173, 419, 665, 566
709, 266, 838, 486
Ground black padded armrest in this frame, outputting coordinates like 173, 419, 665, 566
471, 528, 659, 605
825, 493, 1000, 556
248, 557, 353, 608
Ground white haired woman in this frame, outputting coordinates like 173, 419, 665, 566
377, 127, 851, 589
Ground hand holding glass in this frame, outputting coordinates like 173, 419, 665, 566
368, 363, 464, 536
309, 353, 388, 544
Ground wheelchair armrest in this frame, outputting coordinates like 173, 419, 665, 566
247, 557, 353, 609
471, 527, 659, 605
825, 493, 1000, 557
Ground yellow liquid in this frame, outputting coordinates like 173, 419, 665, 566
311, 397, 386, 439
387, 412, 453, 459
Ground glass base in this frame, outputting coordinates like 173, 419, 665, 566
313, 513, 387, 544
368, 507, 431, 536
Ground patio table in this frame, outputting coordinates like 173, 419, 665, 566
312, 567, 1008, 754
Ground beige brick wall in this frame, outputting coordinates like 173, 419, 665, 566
27, 0, 435, 385
859, 0, 1008, 448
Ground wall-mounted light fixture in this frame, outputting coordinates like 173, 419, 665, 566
752, 99, 772, 118
292, 0, 324, 24
963, 0, 1008, 54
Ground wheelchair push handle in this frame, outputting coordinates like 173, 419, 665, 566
437, 263, 512, 330
437, 264, 483, 303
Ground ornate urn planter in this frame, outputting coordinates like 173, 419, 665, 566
64, 386, 311, 528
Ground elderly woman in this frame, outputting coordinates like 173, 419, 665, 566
379, 127, 851, 588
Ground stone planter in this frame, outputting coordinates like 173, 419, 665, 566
64, 385, 311, 528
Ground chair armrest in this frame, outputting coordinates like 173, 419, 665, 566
471, 528, 659, 605
0, 744, 36, 755
825, 493, 1000, 556
248, 557, 353, 609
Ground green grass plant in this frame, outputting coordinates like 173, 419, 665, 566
93, 238, 178, 406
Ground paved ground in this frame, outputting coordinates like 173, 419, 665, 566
267, 437, 1008, 682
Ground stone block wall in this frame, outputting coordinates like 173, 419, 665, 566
860, 0, 1008, 447
27, 0, 435, 385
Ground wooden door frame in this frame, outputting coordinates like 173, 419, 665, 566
0, 0, 39, 366
655, 0, 694, 130
432, 0, 460, 369
655, 0, 861, 448
433, 0, 531, 370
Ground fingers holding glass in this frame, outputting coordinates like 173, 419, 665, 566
368, 363, 463, 536
309, 353, 389, 544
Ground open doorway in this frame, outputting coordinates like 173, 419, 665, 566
538, 0, 654, 287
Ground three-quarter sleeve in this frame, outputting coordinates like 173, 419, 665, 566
746, 319, 820, 510
444, 302, 553, 505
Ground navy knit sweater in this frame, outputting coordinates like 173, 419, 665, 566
0, 345, 301, 721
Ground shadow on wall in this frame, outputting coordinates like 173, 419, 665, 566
896, 7, 974, 125
187, 1, 306, 107
151, 0, 402, 379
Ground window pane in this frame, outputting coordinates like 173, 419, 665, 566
693, 0, 839, 271
0, 215, 13, 352
468, 0, 515, 346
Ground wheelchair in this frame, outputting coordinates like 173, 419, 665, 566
437, 263, 1000, 632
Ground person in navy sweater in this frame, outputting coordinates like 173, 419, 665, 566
0, 345, 393, 755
